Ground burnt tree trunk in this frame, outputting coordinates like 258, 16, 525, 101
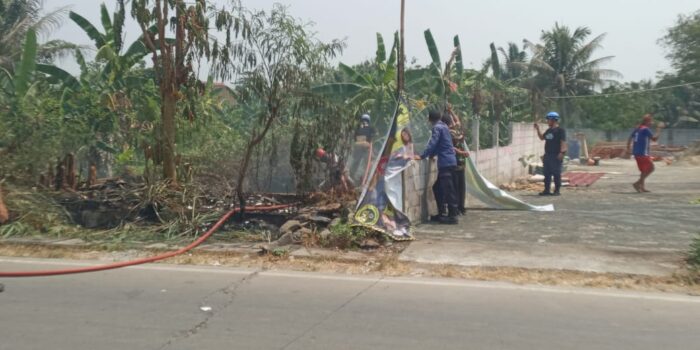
0, 186, 8, 224
64, 153, 77, 189
87, 164, 97, 187
54, 158, 65, 191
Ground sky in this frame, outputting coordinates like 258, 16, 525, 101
45, 0, 699, 83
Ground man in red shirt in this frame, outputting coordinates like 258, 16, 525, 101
626, 114, 664, 193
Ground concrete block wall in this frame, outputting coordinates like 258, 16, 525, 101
569, 128, 700, 147
403, 122, 543, 222
402, 160, 436, 223
472, 123, 544, 185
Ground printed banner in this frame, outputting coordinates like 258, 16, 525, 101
353, 97, 415, 240
462, 142, 554, 211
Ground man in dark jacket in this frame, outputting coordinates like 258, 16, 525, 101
415, 110, 459, 224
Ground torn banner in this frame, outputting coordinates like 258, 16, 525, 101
462, 145, 554, 211
352, 99, 553, 241
353, 98, 415, 241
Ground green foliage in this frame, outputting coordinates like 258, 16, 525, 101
14, 27, 37, 97
576, 82, 657, 129
312, 32, 397, 132
522, 23, 620, 126
325, 222, 367, 250
0, 0, 77, 72
271, 247, 289, 257
662, 10, 700, 82
688, 233, 700, 268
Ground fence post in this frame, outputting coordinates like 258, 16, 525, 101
472, 115, 480, 165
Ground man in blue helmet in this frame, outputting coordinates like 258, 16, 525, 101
534, 112, 567, 196
349, 113, 375, 186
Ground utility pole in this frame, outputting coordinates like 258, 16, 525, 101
397, 0, 405, 93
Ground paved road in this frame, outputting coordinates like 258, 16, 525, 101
2, 258, 700, 350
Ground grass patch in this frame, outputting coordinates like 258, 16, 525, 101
323, 222, 366, 250
687, 233, 700, 269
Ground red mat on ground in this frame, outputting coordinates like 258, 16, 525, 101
562, 172, 605, 187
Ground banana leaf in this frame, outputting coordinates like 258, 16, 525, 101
453, 35, 463, 77
69, 11, 107, 49
375, 33, 386, 64
423, 29, 441, 71
36, 64, 81, 90
15, 28, 37, 98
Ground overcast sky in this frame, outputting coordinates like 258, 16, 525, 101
45, 0, 699, 83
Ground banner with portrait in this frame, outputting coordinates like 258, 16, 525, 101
352, 97, 415, 240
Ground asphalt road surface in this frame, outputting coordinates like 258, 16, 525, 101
1, 257, 699, 350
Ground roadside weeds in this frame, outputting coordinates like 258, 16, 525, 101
1, 242, 699, 296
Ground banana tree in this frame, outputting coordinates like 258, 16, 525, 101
312, 32, 399, 132
69, 1, 153, 91
0, 28, 78, 151
405, 31, 467, 115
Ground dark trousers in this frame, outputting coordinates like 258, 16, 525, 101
542, 154, 563, 193
432, 166, 459, 217
452, 167, 466, 212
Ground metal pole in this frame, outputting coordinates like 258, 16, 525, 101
397, 0, 405, 93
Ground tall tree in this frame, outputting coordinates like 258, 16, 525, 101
130, 0, 246, 182
658, 10, 700, 126
228, 4, 343, 215
497, 42, 528, 82
524, 23, 620, 124
661, 10, 700, 82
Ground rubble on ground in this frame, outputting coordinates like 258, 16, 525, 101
590, 142, 687, 160
674, 140, 700, 166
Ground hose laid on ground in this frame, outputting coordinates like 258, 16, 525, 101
0, 203, 295, 278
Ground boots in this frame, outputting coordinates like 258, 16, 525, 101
439, 206, 459, 225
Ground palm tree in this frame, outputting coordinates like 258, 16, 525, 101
524, 23, 621, 125
0, 0, 78, 72
498, 42, 528, 82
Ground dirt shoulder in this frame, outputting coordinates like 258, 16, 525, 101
1, 241, 699, 296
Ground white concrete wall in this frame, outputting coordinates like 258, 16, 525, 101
403, 122, 544, 222
569, 128, 700, 147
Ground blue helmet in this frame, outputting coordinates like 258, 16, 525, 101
546, 111, 560, 121
360, 114, 371, 122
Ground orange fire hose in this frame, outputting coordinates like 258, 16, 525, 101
0, 203, 295, 277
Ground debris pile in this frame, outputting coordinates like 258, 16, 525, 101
590, 142, 687, 160
674, 141, 700, 166
259, 201, 346, 249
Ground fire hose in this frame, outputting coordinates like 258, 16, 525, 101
0, 203, 295, 278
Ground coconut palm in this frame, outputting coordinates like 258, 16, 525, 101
523, 23, 621, 124
497, 42, 528, 82
0, 0, 78, 72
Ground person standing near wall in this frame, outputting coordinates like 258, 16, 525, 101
626, 114, 663, 193
415, 110, 459, 224
348, 114, 375, 186
534, 112, 567, 196
444, 109, 469, 215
